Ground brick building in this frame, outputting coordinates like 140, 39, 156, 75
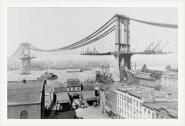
116, 85, 177, 119
8, 80, 46, 119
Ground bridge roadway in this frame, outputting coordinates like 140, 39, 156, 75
80, 51, 171, 56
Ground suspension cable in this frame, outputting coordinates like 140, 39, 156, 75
68, 26, 115, 49
128, 17, 178, 29
30, 15, 116, 52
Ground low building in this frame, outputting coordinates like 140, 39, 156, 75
8, 80, 46, 119
82, 90, 97, 105
44, 81, 76, 119
51, 81, 68, 93
100, 82, 123, 118
82, 84, 94, 91
117, 85, 178, 119
160, 71, 178, 88
66, 78, 82, 98
49, 81, 71, 111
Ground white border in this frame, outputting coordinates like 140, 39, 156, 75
0, 0, 185, 126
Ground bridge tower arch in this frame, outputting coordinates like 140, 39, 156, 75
19, 43, 36, 74
114, 15, 132, 81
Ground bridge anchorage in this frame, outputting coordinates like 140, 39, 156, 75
9, 14, 177, 80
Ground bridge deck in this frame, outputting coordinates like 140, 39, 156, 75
81, 51, 170, 56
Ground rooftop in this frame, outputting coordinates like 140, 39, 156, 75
117, 85, 171, 102
48, 81, 67, 92
100, 81, 124, 92
82, 90, 97, 101
143, 101, 178, 118
66, 78, 81, 87
56, 92, 70, 103
8, 80, 45, 106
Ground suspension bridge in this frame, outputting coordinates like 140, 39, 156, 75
8, 14, 178, 81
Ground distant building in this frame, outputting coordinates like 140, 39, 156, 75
116, 85, 178, 119
8, 80, 46, 119
160, 71, 178, 88
134, 72, 160, 90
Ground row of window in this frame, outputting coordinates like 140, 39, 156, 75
118, 106, 156, 119
117, 92, 155, 119
117, 107, 142, 119
67, 87, 81, 92
117, 92, 142, 108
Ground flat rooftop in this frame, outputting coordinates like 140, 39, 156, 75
66, 78, 81, 87
117, 85, 172, 102
100, 81, 125, 92
48, 81, 67, 92
56, 92, 70, 103
143, 101, 178, 118
8, 80, 44, 106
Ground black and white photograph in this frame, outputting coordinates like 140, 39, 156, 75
6, 6, 179, 120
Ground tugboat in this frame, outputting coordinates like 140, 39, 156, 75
66, 69, 83, 73
38, 71, 58, 80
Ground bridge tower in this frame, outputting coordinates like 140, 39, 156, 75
19, 43, 36, 74
114, 15, 132, 81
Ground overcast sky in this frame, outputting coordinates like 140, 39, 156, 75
7, 7, 178, 67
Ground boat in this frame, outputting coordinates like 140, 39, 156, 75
95, 65, 114, 84
38, 72, 58, 80
96, 72, 114, 84
66, 69, 83, 73
81, 68, 92, 71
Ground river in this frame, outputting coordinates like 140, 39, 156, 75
8, 65, 167, 82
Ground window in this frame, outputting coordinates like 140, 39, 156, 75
71, 87, 74, 91
152, 113, 154, 118
148, 110, 150, 114
156, 113, 159, 118
20, 110, 28, 119
124, 96, 126, 101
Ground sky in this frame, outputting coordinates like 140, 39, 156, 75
7, 7, 178, 67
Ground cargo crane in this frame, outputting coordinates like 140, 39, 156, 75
156, 41, 170, 53
145, 42, 154, 51
144, 42, 159, 54
144, 41, 170, 54
152, 43, 160, 50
